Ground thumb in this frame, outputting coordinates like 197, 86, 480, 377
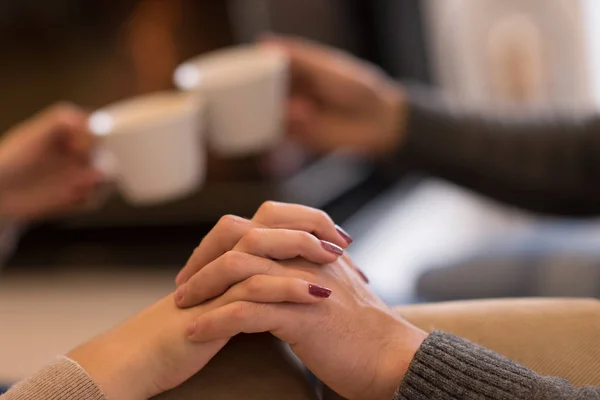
286, 96, 317, 138
31, 103, 91, 159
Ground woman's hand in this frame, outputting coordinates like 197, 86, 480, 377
67, 202, 350, 399
0, 103, 104, 222
261, 35, 407, 156
68, 294, 226, 400
174, 200, 353, 288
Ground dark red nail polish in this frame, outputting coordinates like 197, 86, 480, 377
308, 284, 332, 298
335, 225, 353, 245
356, 268, 370, 283
321, 240, 343, 256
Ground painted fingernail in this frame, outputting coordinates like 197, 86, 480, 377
321, 240, 343, 256
308, 284, 332, 298
356, 268, 370, 283
335, 225, 353, 245
185, 321, 196, 337
175, 286, 185, 305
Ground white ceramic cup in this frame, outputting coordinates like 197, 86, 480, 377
174, 45, 288, 156
88, 91, 205, 205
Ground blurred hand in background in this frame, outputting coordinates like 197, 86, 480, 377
261, 35, 406, 157
0, 103, 103, 222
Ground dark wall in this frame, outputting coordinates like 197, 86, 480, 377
228, 0, 432, 82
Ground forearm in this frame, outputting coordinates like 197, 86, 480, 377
399, 85, 600, 216
395, 332, 600, 400
1, 357, 107, 400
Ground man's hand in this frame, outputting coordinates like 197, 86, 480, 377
69, 201, 351, 400
261, 35, 408, 156
175, 201, 353, 287
176, 201, 426, 400
184, 254, 427, 400
0, 103, 104, 222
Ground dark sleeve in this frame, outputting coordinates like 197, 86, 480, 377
395, 332, 600, 400
399, 85, 600, 216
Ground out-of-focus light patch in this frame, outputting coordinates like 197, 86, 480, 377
174, 64, 201, 90
89, 112, 114, 136
581, 0, 600, 110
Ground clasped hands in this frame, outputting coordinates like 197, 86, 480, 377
69, 201, 426, 400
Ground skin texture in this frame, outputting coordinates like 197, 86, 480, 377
175, 201, 351, 287
260, 35, 407, 157
184, 253, 427, 400
67, 202, 351, 400
0, 103, 103, 221
174, 202, 428, 400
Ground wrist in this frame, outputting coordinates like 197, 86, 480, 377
374, 319, 428, 400
377, 80, 409, 156
67, 329, 155, 399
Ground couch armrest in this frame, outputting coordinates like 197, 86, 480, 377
396, 298, 600, 388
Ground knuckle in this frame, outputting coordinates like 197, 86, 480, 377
242, 228, 264, 248
313, 209, 334, 226
257, 200, 279, 216
298, 230, 317, 244
231, 302, 251, 321
217, 214, 243, 231
262, 259, 276, 276
242, 275, 265, 295
297, 231, 318, 253
220, 250, 244, 273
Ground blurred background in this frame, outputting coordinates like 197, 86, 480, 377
3, 0, 600, 387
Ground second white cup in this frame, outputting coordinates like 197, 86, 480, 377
174, 45, 288, 156
89, 91, 205, 205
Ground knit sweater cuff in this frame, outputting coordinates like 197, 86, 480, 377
2, 357, 107, 400
395, 331, 538, 400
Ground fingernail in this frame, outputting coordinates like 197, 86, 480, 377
308, 284, 332, 298
175, 286, 185, 305
185, 321, 196, 337
321, 240, 343, 256
356, 268, 370, 283
335, 225, 353, 245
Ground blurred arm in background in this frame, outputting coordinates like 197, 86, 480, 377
264, 35, 600, 216
400, 89, 600, 216
0, 103, 103, 264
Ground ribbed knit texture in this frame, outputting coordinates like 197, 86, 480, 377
3, 334, 600, 399
400, 84, 600, 216
395, 331, 600, 400
1, 357, 107, 400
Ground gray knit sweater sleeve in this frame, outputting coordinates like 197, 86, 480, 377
395, 332, 600, 399
400, 84, 600, 216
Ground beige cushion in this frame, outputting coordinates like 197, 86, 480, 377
160, 298, 600, 400
397, 298, 600, 387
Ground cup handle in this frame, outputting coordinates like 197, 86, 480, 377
92, 146, 119, 182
